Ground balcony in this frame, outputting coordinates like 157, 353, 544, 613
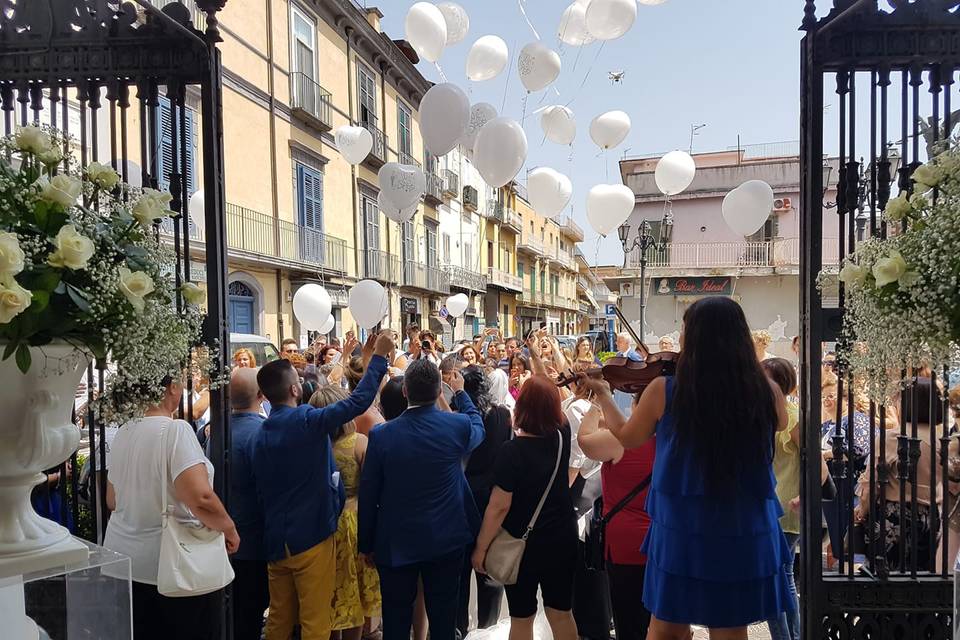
463, 185, 479, 211
403, 261, 451, 295
486, 199, 504, 221
443, 170, 459, 198
359, 120, 388, 167
424, 172, 443, 205
553, 249, 576, 271
487, 267, 523, 293
442, 264, 488, 292
558, 215, 584, 242
398, 151, 421, 168
519, 290, 543, 305
363, 249, 402, 284
624, 238, 841, 273
517, 230, 545, 256
501, 207, 522, 234
290, 72, 333, 130
160, 204, 349, 274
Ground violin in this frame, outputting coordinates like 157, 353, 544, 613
556, 306, 678, 395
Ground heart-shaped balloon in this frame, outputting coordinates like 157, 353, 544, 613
589, 110, 631, 150
446, 293, 469, 318
528, 167, 573, 219
722, 180, 775, 236
378, 191, 419, 223
335, 125, 374, 165
540, 105, 576, 146
378, 163, 426, 211
518, 42, 562, 93
586, 184, 635, 236
461, 103, 498, 161
473, 117, 528, 189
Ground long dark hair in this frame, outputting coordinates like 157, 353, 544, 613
461, 365, 491, 415
673, 297, 778, 490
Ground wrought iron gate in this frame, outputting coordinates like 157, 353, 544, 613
800, 1, 957, 637
0, 0, 231, 635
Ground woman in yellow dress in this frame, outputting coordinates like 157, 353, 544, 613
309, 386, 382, 640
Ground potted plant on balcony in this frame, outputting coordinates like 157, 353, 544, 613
823, 145, 960, 401
0, 126, 210, 577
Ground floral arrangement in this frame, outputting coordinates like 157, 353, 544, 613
824, 145, 960, 401
0, 125, 209, 422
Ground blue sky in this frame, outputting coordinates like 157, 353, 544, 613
376, 0, 807, 263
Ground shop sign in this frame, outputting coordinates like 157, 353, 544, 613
401, 297, 419, 314
655, 277, 733, 296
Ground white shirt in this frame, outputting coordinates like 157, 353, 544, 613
104, 417, 213, 584
562, 396, 597, 474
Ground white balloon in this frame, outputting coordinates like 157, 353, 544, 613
586, 184, 635, 236
540, 105, 576, 146
558, 2, 595, 47
721, 180, 775, 236
122, 160, 143, 189
378, 163, 426, 211
465, 35, 509, 82
420, 83, 470, 156
446, 293, 469, 318
528, 168, 573, 219
638, 0, 668, 4
293, 284, 332, 331
461, 103, 498, 161
349, 280, 389, 330
518, 42, 562, 93
589, 110, 631, 150
585, 0, 637, 41
473, 117, 528, 189
335, 125, 374, 165
436, 2, 469, 45
319, 314, 336, 334
378, 191, 418, 223
405, 2, 447, 63
189, 189, 204, 218
655, 150, 697, 196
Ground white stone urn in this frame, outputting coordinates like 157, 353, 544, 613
0, 343, 90, 579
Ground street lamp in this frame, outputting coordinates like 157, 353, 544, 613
618, 213, 673, 343
823, 146, 901, 216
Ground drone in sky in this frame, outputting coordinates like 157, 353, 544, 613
608, 70, 625, 85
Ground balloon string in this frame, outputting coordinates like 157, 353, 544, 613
520, 94, 529, 124
563, 42, 606, 109
434, 61, 448, 83
501, 40, 516, 113
571, 46, 583, 73
518, 0, 541, 41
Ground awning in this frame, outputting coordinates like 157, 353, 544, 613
583, 288, 600, 311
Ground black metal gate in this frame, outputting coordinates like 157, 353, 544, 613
0, 0, 231, 634
800, 1, 957, 637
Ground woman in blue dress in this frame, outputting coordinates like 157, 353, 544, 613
586, 297, 794, 640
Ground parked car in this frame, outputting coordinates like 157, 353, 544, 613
229, 333, 281, 367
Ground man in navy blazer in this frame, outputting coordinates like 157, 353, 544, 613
358, 359, 485, 640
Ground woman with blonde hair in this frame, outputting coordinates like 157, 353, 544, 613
574, 337, 598, 366
309, 386, 381, 640
539, 336, 570, 379
233, 348, 256, 369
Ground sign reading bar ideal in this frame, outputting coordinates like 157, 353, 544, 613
655, 277, 733, 296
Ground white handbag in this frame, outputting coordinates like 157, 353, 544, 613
156, 421, 234, 597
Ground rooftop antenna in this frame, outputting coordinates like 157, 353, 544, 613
689, 123, 707, 155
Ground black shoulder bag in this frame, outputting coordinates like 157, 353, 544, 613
584, 473, 652, 571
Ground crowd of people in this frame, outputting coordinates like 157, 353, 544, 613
67, 298, 960, 640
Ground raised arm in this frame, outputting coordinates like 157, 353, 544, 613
585, 377, 664, 449
577, 403, 625, 463
450, 371, 484, 452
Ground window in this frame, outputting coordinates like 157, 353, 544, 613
442, 233, 451, 264
747, 215, 780, 242
398, 101, 413, 157
402, 221, 414, 262
518, 262, 524, 278
156, 96, 196, 195
291, 5, 316, 80
363, 196, 379, 251
357, 63, 377, 126
426, 223, 438, 268
463, 242, 472, 268
296, 163, 324, 262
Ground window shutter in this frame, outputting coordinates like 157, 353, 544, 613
297, 164, 323, 231
156, 96, 174, 191
184, 107, 196, 195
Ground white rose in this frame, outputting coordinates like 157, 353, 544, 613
118, 266, 155, 313
0, 232, 25, 279
838, 261, 869, 287
872, 249, 908, 288
85, 162, 120, 191
132, 189, 174, 227
180, 282, 205, 306
0, 277, 32, 324
15, 125, 52, 155
47, 225, 95, 271
912, 162, 941, 189
885, 194, 911, 222
37, 145, 63, 166
39, 174, 82, 208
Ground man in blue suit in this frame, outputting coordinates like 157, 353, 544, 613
358, 359, 485, 640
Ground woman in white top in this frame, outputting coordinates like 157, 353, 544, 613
105, 375, 238, 640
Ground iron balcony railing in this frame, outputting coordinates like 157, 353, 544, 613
360, 120, 388, 165
625, 238, 841, 270
517, 230, 546, 255
363, 249, 402, 284
398, 151, 421, 167
159, 204, 348, 274
557, 215, 584, 242
425, 172, 443, 204
486, 199, 504, 220
443, 169, 459, 197
442, 264, 488, 292
503, 207, 522, 233
519, 290, 543, 305
289, 72, 333, 130
487, 267, 523, 292
403, 261, 451, 294
463, 185, 479, 211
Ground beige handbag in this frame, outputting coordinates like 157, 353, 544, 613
484, 431, 563, 585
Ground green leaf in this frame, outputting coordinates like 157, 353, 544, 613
20, 267, 61, 293
44, 209, 68, 235
33, 200, 49, 228
15, 343, 31, 373
3, 340, 18, 360
66, 284, 91, 313
31, 289, 49, 313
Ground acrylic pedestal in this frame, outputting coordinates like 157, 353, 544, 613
0, 540, 132, 640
